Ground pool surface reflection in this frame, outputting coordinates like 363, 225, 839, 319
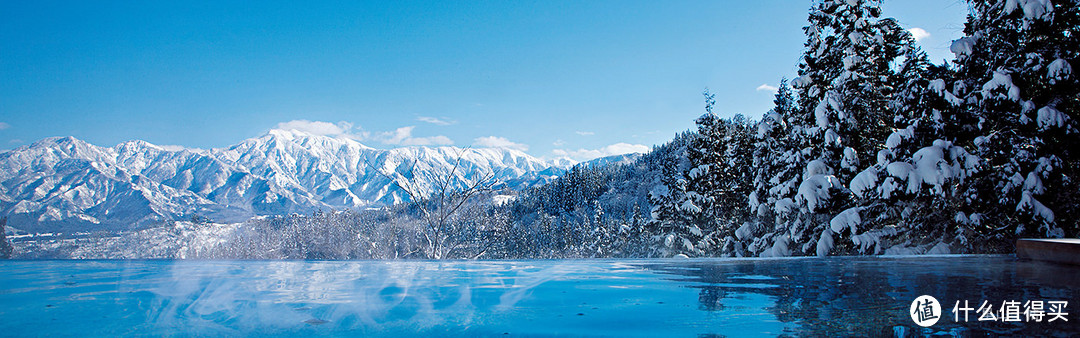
0, 255, 1077, 336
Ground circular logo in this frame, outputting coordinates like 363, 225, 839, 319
910, 295, 941, 327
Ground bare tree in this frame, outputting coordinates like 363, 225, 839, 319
369, 148, 501, 259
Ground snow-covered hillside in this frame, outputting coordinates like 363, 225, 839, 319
0, 129, 563, 232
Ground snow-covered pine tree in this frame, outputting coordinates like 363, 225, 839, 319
684, 97, 757, 256
624, 202, 648, 256
949, 0, 1079, 244
647, 130, 697, 257
744, 79, 799, 256
842, 35, 983, 254
716, 114, 756, 255
681, 91, 723, 256
758, 0, 919, 256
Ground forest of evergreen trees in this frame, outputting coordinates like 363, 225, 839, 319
496, 0, 1080, 258
644, 0, 1079, 257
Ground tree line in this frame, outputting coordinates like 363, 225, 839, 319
649, 0, 1078, 257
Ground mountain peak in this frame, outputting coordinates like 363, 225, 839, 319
264, 128, 313, 140
35, 135, 82, 146
262, 128, 371, 147
24, 136, 97, 155
115, 139, 163, 150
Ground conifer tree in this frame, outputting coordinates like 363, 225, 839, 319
949, 0, 1079, 243
745, 79, 798, 255
755, 0, 921, 256
682, 91, 757, 256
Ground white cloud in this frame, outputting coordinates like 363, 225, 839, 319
158, 145, 187, 151
273, 120, 370, 140
270, 120, 454, 146
473, 136, 529, 152
552, 139, 565, 146
417, 116, 456, 126
756, 84, 778, 92
378, 126, 413, 144
575, 131, 595, 136
0, 122, 10, 130
909, 27, 930, 42
552, 142, 650, 161
376, 126, 453, 146
275, 120, 349, 136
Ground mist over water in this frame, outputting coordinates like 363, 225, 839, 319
0, 256, 1076, 336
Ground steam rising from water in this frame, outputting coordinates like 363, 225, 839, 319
2, 256, 1076, 336
138, 261, 599, 334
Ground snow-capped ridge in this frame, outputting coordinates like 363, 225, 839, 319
0, 133, 563, 232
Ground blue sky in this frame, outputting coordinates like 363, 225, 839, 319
0, 0, 969, 161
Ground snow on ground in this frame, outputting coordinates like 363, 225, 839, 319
12, 222, 240, 259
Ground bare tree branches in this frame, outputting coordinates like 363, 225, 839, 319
366, 147, 503, 259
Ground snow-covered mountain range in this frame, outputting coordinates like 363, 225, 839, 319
0, 129, 566, 233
